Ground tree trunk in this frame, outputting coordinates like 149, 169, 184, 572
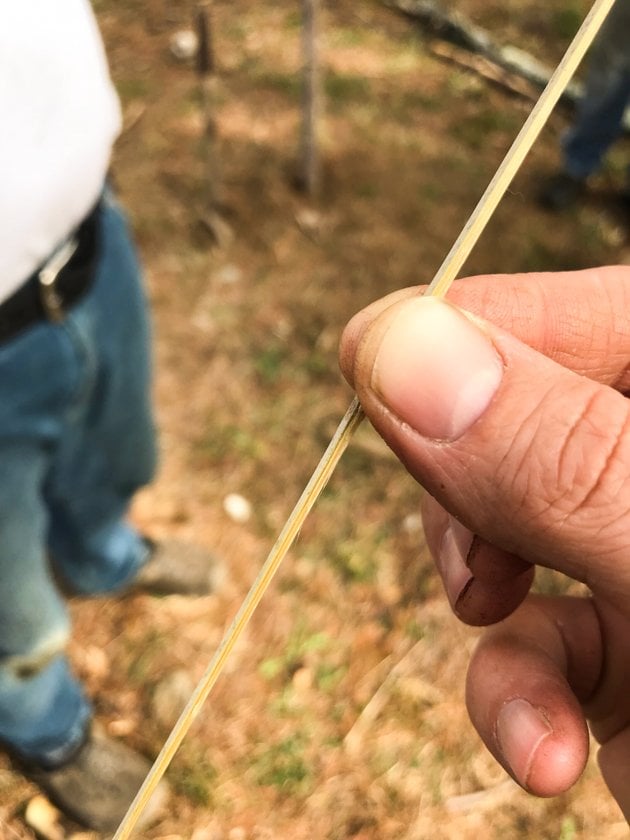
196, 1, 220, 210
300, 0, 322, 197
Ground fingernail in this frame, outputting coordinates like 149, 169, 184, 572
496, 698, 552, 787
438, 516, 474, 607
369, 298, 503, 440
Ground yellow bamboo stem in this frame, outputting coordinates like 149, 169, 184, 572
113, 396, 364, 838
113, 1, 615, 835
426, 0, 616, 296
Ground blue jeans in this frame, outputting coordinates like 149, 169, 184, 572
0, 192, 156, 767
562, 0, 630, 179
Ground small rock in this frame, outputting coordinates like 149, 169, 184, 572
292, 666, 313, 693
81, 645, 109, 680
24, 795, 64, 840
170, 29, 198, 61
223, 493, 252, 524
152, 670, 195, 728
148, 836, 183, 840
107, 717, 136, 737
295, 207, 322, 235
191, 827, 223, 840
600, 220, 625, 248
215, 264, 243, 285
402, 513, 423, 534
200, 210, 234, 249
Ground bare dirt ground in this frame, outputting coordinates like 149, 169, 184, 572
2, 1, 629, 838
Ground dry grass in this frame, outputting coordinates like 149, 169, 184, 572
4, 1, 630, 837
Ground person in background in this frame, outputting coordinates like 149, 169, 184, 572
1, 0, 221, 831
540, 0, 630, 211
340, 265, 630, 823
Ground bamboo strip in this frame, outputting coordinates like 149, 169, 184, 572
426, 0, 616, 297
113, 1, 615, 835
113, 396, 364, 838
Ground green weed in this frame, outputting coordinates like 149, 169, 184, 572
198, 423, 264, 461
253, 342, 292, 385
255, 71, 301, 99
116, 76, 151, 104
404, 618, 425, 642
451, 108, 520, 150
534, 568, 574, 598
315, 662, 347, 693
126, 631, 167, 684
558, 815, 578, 840
325, 72, 371, 107
170, 755, 218, 806
260, 623, 330, 683
252, 733, 312, 795
328, 28, 367, 48
330, 536, 378, 582
552, 7, 582, 40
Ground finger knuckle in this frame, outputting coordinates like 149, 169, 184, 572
506, 386, 630, 535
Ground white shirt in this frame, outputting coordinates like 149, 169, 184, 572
0, 0, 121, 301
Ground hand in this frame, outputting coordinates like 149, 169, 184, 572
339, 266, 630, 818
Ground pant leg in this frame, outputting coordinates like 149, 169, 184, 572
0, 336, 91, 766
562, 0, 630, 179
45, 191, 158, 594
0, 189, 155, 763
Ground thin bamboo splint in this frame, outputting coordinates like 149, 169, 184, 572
113, 1, 616, 835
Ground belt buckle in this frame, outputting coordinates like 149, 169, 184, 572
38, 237, 79, 323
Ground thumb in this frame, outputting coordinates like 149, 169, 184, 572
348, 296, 630, 611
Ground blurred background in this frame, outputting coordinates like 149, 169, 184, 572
5, 1, 629, 837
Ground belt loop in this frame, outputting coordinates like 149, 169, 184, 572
38, 238, 79, 323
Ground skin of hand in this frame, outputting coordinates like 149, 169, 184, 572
339, 265, 630, 818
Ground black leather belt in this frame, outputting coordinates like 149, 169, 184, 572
0, 200, 102, 344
